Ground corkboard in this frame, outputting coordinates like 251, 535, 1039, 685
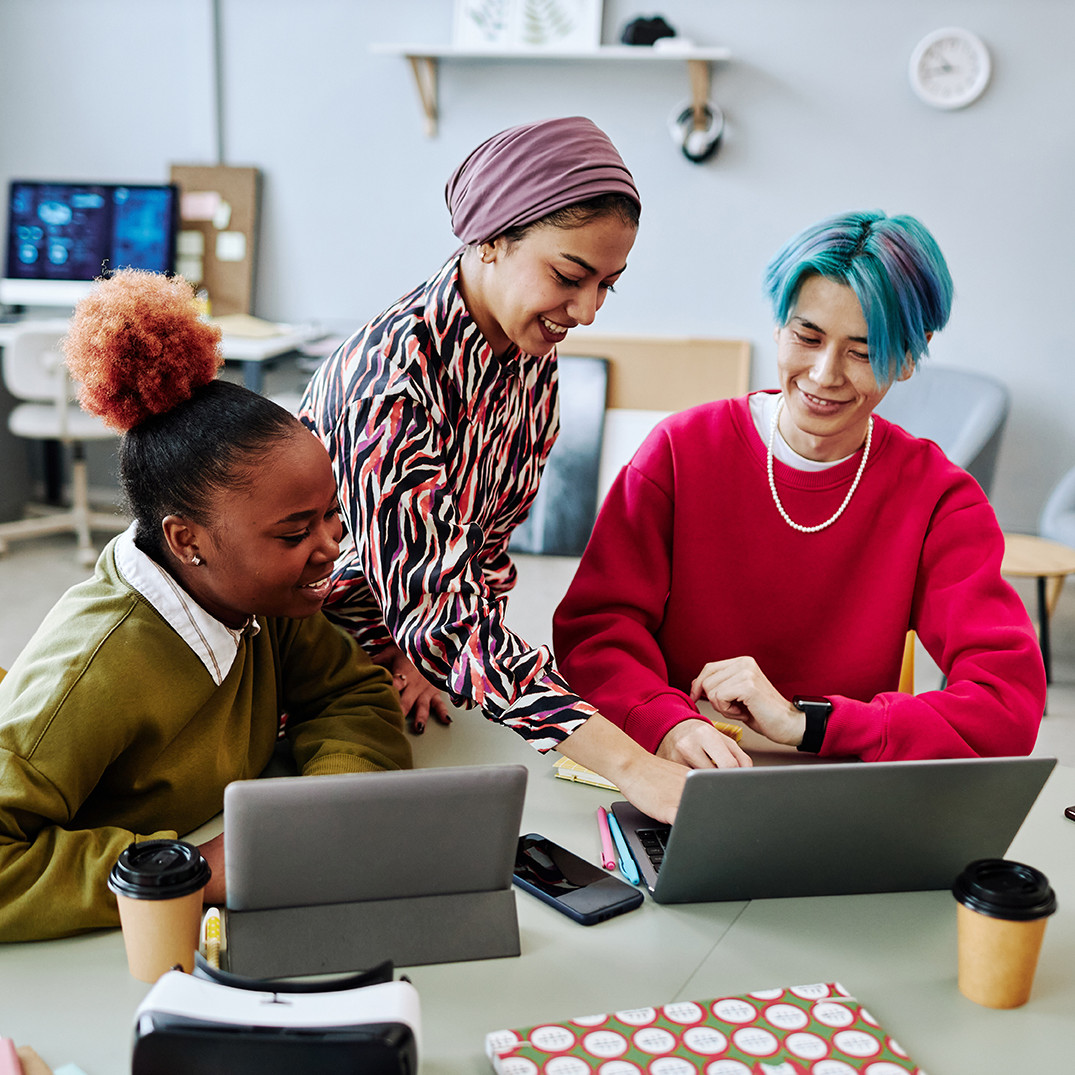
559, 334, 751, 410
169, 164, 259, 316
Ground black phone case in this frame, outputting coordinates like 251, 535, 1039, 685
514, 873, 643, 925
513, 834, 644, 925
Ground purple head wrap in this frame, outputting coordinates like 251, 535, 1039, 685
445, 116, 641, 246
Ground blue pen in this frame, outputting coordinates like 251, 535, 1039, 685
605, 810, 641, 885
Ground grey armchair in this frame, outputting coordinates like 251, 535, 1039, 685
874, 363, 1010, 497
1041, 465, 1075, 549
999, 466, 1075, 685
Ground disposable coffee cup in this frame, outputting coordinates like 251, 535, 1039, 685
952, 858, 1057, 1009
108, 840, 212, 983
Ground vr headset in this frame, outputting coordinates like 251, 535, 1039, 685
132, 957, 419, 1075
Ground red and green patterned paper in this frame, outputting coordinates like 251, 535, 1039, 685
485, 982, 926, 1075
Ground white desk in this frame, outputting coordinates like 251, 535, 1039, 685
0, 712, 1071, 1074
0, 318, 323, 394
211, 322, 325, 394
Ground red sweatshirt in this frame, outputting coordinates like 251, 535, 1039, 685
553, 393, 1045, 761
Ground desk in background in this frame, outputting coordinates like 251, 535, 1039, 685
205, 317, 327, 394
0, 707, 1071, 1075
0, 317, 326, 394
1002, 532, 1075, 685
0, 318, 327, 512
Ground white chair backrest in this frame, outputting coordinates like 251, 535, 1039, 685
3, 329, 74, 407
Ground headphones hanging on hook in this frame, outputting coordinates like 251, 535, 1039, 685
668, 100, 724, 164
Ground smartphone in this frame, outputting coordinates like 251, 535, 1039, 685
513, 833, 644, 925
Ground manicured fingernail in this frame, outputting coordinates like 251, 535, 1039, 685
414, 723, 425, 735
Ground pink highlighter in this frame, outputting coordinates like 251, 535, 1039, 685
596, 806, 618, 871
0, 1038, 22, 1075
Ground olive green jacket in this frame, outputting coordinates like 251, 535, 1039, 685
0, 534, 410, 941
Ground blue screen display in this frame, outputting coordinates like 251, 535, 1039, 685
5, 181, 177, 283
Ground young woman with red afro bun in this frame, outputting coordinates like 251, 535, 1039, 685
0, 269, 410, 942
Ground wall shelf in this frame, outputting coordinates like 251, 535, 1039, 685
371, 44, 733, 137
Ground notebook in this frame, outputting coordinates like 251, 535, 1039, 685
486, 982, 924, 1074
553, 756, 619, 790
611, 756, 1055, 903
223, 763, 527, 976
554, 719, 745, 791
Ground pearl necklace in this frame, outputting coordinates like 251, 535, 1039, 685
767, 396, 873, 534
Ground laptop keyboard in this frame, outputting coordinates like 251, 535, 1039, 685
638, 825, 672, 872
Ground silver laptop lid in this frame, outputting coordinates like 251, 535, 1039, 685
224, 763, 527, 911
612, 756, 1055, 904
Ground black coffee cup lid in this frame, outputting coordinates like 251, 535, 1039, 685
108, 839, 212, 900
952, 858, 1057, 921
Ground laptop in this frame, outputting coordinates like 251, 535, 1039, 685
611, 756, 1056, 904
223, 763, 527, 977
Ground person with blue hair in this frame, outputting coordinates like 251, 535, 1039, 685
764, 210, 953, 387
554, 210, 1045, 766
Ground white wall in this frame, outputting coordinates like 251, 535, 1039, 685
2, 0, 1072, 530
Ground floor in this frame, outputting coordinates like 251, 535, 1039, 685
1, 528, 1073, 766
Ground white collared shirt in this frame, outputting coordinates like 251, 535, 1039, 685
114, 524, 260, 686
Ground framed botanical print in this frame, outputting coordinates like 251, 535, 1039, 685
453, 0, 603, 51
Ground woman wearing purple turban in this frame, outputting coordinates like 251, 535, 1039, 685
301, 117, 695, 821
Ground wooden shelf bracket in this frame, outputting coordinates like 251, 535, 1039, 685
373, 45, 732, 140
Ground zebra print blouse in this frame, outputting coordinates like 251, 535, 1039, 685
299, 254, 597, 750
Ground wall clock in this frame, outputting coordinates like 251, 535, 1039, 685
909, 27, 992, 110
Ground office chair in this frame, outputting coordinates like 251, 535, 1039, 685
1001, 462, 1075, 685
1040, 464, 1075, 550
874, 364, 1010, 497
0, 327, 127, 567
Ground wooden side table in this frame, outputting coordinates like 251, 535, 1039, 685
1001, 532, 1075, 684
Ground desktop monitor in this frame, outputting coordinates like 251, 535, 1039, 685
1, 179, 179, 309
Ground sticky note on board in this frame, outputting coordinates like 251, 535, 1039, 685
212, 200, 232, 230
177, 229, 205, 255
180, 190, 221, 221
216, 231, 246, 262
176, 255, 204, 282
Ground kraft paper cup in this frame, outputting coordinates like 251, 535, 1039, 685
952, 858, 1057, 1009
108, 840, 212, 983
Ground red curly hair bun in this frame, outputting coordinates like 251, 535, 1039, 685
63, 269, 223, 432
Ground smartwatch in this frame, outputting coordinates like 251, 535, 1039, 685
794, 695, 833, 753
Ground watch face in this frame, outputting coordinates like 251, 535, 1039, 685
909, 27, 991, 110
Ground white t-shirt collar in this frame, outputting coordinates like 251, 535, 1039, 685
750, 391, 856, 472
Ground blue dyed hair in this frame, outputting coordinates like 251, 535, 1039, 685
763, 210, 954, 385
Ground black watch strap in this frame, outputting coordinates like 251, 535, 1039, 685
794, 695, 833, 753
